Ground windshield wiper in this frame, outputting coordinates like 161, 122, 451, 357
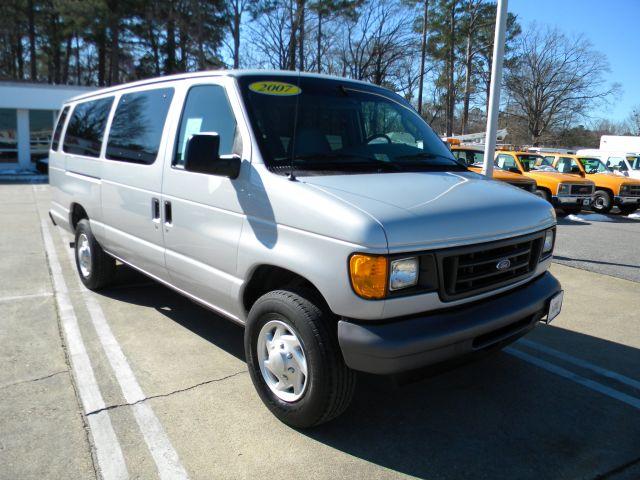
289, 152, 403, 172
394, 152, 467, 170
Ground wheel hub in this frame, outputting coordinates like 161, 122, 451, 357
77, 233, 92, 278
257, 320, 308, 402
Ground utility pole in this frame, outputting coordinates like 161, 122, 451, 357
481, 0, 508, 177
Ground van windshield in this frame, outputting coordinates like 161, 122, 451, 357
627, 156, 640, 170
237, 75, 464, 174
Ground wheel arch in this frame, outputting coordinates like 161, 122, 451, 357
69, 203, 89, 231
242, 264, 328, 316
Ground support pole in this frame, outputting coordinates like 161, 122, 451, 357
482, 0, 508, 177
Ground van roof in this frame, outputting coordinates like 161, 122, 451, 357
65, 70, 382, 104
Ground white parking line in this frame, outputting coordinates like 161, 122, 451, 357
518, 338, 640, 391
40, 219, 129, 480
59, 229, 190, 480
0, 292, 53, 303
505, 347, 640, 410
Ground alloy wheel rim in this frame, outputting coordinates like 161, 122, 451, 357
256, 319, 308, 402
77, 233, 92, 278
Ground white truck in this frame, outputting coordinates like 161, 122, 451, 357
600, 135, 640, 152
577, 146, 640, 180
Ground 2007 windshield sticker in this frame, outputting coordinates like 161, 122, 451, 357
249, 81, 302, 96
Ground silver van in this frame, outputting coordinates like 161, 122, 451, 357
49, 71, 562, 427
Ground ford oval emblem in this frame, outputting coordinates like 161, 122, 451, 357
496, 259, 511, 271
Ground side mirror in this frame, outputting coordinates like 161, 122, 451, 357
508, 167, 521, 174
571, 166, 585, 177
184, 132, 241, 179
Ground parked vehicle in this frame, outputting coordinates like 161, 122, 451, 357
451, 145, 537, 193
600, 135, 640, 152
543, 153, 640, 215
495, 150, 595, 215
48, 71, 562, 427
577, 148, 640, 180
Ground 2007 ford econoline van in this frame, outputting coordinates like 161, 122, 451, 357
49, 71, 562, 427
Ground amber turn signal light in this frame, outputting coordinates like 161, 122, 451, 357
349, 254, 388, 299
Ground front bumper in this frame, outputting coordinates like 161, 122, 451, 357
552, 195, 591, 207
614, 196, 640, 206
338, 271, 561, 375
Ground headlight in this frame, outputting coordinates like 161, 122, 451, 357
389, 257, 419, 291
620, 184, 630, 195
558, 183, 570, 195
542, 229, 555, 254
349, 254, 388, 299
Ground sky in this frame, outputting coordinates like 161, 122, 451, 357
509, 0, 640, 123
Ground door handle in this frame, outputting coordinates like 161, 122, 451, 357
152, 198, 160, 221
164, 200, 172, 226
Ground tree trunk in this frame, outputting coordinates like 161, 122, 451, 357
417, 0, 428, 115
446, 3, 456, 136
97, 28, 106, 86
316, 10, 323, 73
287, 1, 297, 70
148, 25, 161, 75
52, 14, 62, 84
16, 34, 24, 79
63, 36, 72, 83
108, 1, 120, 86
298, 0, 305, 71
166, 4, 176, 74
461, 32, 473, 134
233, 2, 241, 69
28, 0, 37, 80
75, 33, 81, 84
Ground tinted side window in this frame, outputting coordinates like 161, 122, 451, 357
106, 88, 174, 164
174, 85, 237, 167
51, 106, 70, 151
63, 98, 114, 157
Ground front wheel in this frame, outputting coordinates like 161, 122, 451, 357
245, 289, 356, 428
619, 205, 638, 216
561, 206, 582, 215
535, 189, 551, 203
591, 190, 613, 213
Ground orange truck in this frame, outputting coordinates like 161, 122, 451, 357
494, 150, 595, 215
451, 145, 537, 193
543, 153, 640, 214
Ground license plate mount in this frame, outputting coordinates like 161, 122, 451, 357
544, 291, 564, 324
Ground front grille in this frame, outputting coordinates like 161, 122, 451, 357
437, 232, 544, 301
625, 185, 640, 197
570, 184, 594, 195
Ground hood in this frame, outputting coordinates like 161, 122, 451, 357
301, 171, 554, 251
467, 166, 533, 183
527, 171, 592, 183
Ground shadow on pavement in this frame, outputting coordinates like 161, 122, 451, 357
100, 265, 640, 479
553, 255, 640, 270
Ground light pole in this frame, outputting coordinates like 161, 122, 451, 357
482, 0, 508, 177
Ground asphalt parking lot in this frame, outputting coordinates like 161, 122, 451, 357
1, 184, 639, 480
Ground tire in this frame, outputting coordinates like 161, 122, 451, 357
591, 190, 613, 213
245, 289, 356, 428
561, 206, 582, 215
74, 219, 116, 290
619, 205, 638, 216
535, 189, 551, 203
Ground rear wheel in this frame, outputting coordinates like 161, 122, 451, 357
619, 205, 638, 216
591, 190, 613, 213
74, 219, 116, 290
245, 289, 356, 428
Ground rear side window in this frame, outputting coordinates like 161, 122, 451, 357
63, 97, 114, 157
51, 106, 70, 151
174, 85, 237, 167
106, 88, 175, 164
